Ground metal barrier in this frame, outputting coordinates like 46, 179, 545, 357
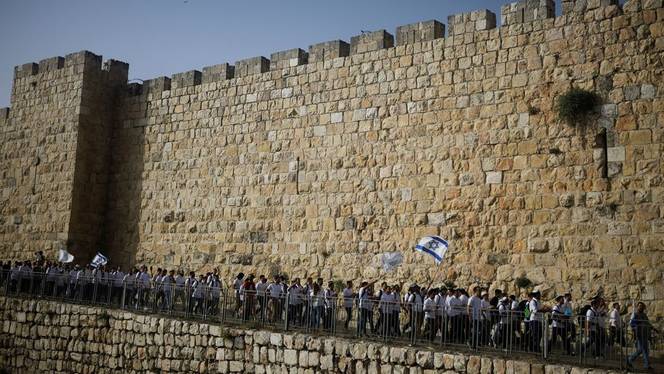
0, 270, 660, 371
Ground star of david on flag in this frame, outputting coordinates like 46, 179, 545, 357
414, 236, 449, 265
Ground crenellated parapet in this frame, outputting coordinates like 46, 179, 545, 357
171, 70, 202, 90
308, 40, 350, 63
202, 63, 235, 83
350, 30, 394, 55
13, 50, 128, 82
447, 10, 496, 36
235, 56, 270, 77
501, 0, 555, 26
561, 0, 619, 14
396, 20, 444, 45
270, 48, 308, 70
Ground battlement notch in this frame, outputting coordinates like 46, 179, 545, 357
501, 0, 555, 26
308, 40, 350, 63
0, 107, 9, 121
396, 20, 445, 45
448, 9, 496, 36
270, 48, 308, 70
350, 30, 394, 55
235, 57, 270, 77
202, 63, 235, 83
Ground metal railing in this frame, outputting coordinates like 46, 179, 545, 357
0, 270, 660, 371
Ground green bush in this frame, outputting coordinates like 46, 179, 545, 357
555, 88, 600, 126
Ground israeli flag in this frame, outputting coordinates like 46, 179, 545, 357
91, 252, 109, 268
58, 249, 74, 263
414, 236, 449, 265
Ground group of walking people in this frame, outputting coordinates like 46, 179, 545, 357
0, 257, 659, 371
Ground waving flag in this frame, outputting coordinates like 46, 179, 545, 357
414, 236, 449, 265
91, 252, 109, 268
381, 252, 403, 272
58, 249, 74, 263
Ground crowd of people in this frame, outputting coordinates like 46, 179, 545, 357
0, 253, 659, 371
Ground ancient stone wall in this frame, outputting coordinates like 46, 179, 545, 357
0, 0, 663, 315
0, 52, 127, 261
0, 297, 602, 373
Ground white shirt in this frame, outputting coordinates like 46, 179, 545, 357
459, 294, 469, 314
481, 299, 491, 320
358, 287, 372, 310
267, 283, 283, 298
288, 285, 302, 305
175, 275, 185, 287
162, 275, 173, 292
379, 292, 395, 313
529, 298, 542, 322
511, 300, 519, 310
342, 287, 354, 308
136, 272, 151, 288
123, 273, 135, 289
446, 295, 462, 317
408, 293, 423, 312
391, 292, 401, 313
256, 281, 268, 296
434, 294, 446, 316
209, 278, 220, 298
113, 271, 125, 287
324, 289, 337, 309
424, 297, 436, 319
498, 303, 509, 324
609, 308, 622, 328
551, 304, 564, 328
468, 295, 482, 320
232, 278, 243, 295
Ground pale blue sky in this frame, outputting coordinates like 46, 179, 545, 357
0, 0, 585, 107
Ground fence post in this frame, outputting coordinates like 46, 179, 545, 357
543, 313, 549, 359
284, 291, 290, 332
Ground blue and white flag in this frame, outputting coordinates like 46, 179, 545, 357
58, 249, 74, 263
414, 236, 449, 265
91, 252, 108, 268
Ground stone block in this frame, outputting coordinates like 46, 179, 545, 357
607, 146, 625, 162
270, 48, 308, 70
0, 107, 9, 120
235, 56, 270, 77
144, 76, 171, 93
486, 171, 503, 184
396, 20, 444, 45
39, 56, 64, 72
171, 70, 202, 90
202, 63, 234, 83
502, 0, 555, 25
283, 349, 297, 365
308, 40, 349, 63
350, 30, 394, 54
449, 9, 496, 35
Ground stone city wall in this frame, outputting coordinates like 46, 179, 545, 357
0, 296, 606, 373
0, 0, 663, 315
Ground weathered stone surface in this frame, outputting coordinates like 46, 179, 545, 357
1, 2, 663, 319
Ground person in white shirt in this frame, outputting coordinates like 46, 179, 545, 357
135, 266, 151, 309
112, 267, 125, 304
255, 275, 269, 320
608, 302, 625, 347
391, 284, 402, 337
323, 281, 337, 330
423, 289, 438, 341
191, 274, 206, 315
342, 281, 354, 329
232, 272, 244, 314
585, 298, 608, 359
266, 276, 283, 322
357, 280, 376, 336
377, 285, 395, 336
404, 285, 424, 338
459, 289, 470, 343
173, 270, 185, 307
288, 278, 303, 325
434, 288, 446, 340
122, 269, 136, 308
208, 273, 221, 315
161, 269, 174, 311
185, 272, 197, 314
497, 297, 510, 348
550, 295, 572, 355
467, 287, 483, 348
529, 291, 543, 353
480, 292, 491, 346
446, 288, 463, 343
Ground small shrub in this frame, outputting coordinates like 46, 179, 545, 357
555, 88, 600, 126
515, 276, 533, 290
